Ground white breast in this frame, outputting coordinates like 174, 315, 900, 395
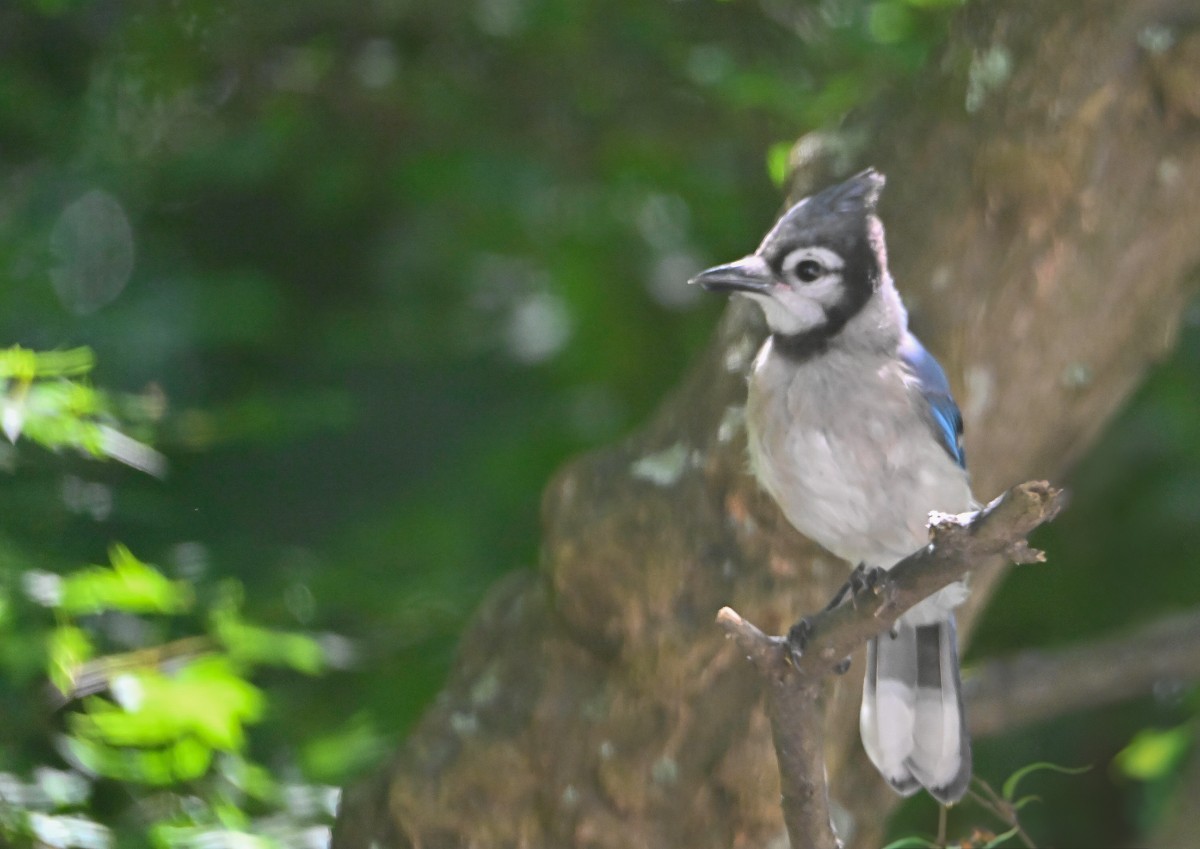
746, 338, 972, 571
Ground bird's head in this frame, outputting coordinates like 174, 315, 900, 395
690, 169, 888, 347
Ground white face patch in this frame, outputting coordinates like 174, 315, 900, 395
747, 246, 851, 336
749, 292, 826, 335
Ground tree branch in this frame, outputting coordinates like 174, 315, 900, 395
717, 609, 836, 849
966, 606, 1200, 738
716, 481, 1066, 849
790, 481, 1064, 677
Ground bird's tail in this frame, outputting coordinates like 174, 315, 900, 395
859, 612, 971, 804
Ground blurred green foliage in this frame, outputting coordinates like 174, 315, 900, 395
3, 504, 335, 846
0, 346, 163, 473
1, 0, 1199, 846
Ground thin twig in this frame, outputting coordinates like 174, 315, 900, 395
967, 780, 1037, 849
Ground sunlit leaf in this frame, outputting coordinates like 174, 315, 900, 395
58, 545, 191, 616
48, 626, 94, 696
0, 347, 164, 473
0, 346, 94, 380
59, 735, 213, 788
1114, 725, 1193, 781
72, 658, 264, 752
168, 737, 212, 783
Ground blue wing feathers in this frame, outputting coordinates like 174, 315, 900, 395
898, 333, 965, 468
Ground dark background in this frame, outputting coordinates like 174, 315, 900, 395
1, 0, 1198, 845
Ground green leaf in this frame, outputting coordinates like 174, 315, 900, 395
881, 838, 940, 849
210, 584, 325, 674
58, 545, 191, 616
301, 713, 385, 782
212, 798, 251, 830
219, 754, 280, 803
219, 618, 325, 674
867, 2, 916, 45
61, 734, 214, 787
169, 736, 213, 782
766, 142, 792, 188
1002, 761, 1091, 801
1114, 724, 1194, 781
981, 825, 1022, 848
71, 658, 264, 752
1011, 794, 1042, 811
47, 625, 93, 695
0, 346, 94, 380
0, 349, 165, 472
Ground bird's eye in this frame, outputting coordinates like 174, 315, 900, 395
793, 259, 825, 283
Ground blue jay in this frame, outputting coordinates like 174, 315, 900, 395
690, 170, 973, 804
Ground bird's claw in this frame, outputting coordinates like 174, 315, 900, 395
847, 564, 886, 605
786, 618, 813, 666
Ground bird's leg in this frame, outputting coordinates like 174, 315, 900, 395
791, 565, 890, 672
821, 562, 886, 613
813, 563, 887, 674
820, 574, 855, 613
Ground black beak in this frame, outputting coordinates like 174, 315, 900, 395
688, 255, 774, 294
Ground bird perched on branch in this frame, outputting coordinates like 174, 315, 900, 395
690, 169, 973, 804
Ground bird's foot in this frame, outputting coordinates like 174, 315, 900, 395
847, 563, 887, 606
789, 619, 852, 674
785, 618, 813, 667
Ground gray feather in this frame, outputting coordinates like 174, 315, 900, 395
860, 614, 970, 804
910, 617, 971, 803
860, 625, 921, 796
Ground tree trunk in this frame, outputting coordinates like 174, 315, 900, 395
333, 1, 1200, 846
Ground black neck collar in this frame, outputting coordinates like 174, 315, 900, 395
771, 325, 833, 362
